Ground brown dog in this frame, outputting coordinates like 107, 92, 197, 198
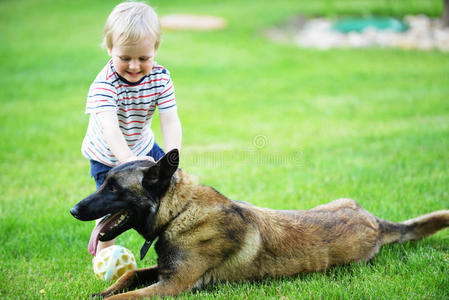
70, 149, 449, 299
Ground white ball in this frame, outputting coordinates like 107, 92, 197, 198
92, 245, 137, 281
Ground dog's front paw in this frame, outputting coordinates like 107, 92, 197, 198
91, 293, 102, 299
91, 291, 110, 299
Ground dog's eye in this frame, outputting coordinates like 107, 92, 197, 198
110, 185, 118, 192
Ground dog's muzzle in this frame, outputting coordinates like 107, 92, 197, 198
70, 206, 80, 219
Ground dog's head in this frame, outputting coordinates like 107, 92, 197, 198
70, 149, 179, 256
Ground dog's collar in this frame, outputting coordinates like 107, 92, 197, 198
140, 240, 153, 260
140, 173, 179, 260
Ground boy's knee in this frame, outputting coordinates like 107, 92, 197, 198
94, 172, 108, 189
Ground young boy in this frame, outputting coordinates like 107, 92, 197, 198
81, 1, 182, 256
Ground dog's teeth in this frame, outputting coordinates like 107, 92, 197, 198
99, 233, 105, 237
120, 214, 126, 221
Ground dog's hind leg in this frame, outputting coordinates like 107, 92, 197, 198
92, 266, 159, 299
379, 210, 449, 245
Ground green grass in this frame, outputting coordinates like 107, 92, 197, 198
1, 0, 448, 299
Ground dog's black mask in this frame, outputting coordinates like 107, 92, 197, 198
70, 149, 179, 256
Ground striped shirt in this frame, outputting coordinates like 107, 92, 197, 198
81, 60, 177, 167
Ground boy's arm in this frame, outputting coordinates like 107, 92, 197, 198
96, 111, 152, 163
159, 110, 182, 153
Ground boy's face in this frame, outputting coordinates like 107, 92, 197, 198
108, 38, 157, 83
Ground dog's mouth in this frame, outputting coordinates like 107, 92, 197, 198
88, 210, 132, 256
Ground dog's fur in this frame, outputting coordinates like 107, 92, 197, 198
71, 150, 449, 299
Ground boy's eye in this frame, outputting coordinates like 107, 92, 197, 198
119, 56, 130, 61
139, 57, 151, 61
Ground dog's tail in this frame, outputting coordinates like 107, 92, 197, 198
379, 210, 449, 246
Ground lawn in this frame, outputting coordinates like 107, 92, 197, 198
1, 0, 448, 299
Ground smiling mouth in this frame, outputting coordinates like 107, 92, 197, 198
126, 71, 142, 76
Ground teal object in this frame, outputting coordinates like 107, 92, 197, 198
105, 246, 124, 281
333, 17, 409, 33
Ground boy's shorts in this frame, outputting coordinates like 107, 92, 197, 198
90, 142, 165, 189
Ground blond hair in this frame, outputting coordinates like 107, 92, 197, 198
103, 1, 161, 50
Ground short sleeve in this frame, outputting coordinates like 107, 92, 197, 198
156, 69, 177, 114
85, 81, 118, 114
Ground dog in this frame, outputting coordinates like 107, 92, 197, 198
70, 149, 449, 299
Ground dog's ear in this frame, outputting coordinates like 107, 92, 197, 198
142, 149, 179, 197
157, 149, 179, 180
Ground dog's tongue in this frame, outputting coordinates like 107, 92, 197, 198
88, 222, 102, 256
87, 212, 125, 256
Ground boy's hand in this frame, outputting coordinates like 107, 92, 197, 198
124, 156, 156, 164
